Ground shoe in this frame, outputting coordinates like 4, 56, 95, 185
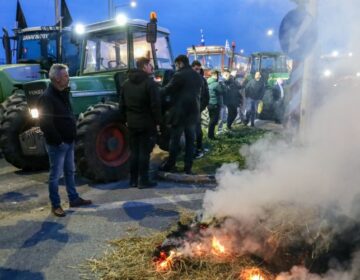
52, 207, 66, 217
203, 148, 209, 152
69, 197, 92, 207
138, 180, 157, 189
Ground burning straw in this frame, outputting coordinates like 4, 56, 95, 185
85, 211, 274, 280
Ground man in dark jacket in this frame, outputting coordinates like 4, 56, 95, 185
191, 60, 209, 158
160, 55, 202, 174
244, 71, 265, 127
39, 64, 91, 217
222, 69, 242, 129
119, 57, 161, 188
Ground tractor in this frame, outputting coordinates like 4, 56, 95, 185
0, 25, 81, 120
247, 52, 291, 122
0, 14, 174, 183
187, 44, 247, 79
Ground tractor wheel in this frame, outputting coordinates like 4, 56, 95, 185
76, 102, 130, 182
0, 90, 26, 123
0, 101, 49, 170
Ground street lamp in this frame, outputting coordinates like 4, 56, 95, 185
266, 29, 274, 37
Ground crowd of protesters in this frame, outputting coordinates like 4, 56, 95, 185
39, 57, 266, 216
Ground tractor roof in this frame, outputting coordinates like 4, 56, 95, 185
251, 51, 285, 57
85, 19, 170, 34
187, 45, 226, 54
14, 26, 71, 34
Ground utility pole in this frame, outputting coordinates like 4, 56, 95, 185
108, 0, 113, 18
55, 0, 60, 24
299, 0, 318, 141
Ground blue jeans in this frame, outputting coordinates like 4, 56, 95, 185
46, 142, 79, 208
245, 98, 260, 126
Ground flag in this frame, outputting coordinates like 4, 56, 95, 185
16, 0, 28, 29
57, 0, 73, 27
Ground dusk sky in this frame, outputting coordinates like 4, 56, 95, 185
0, 0, 296, 60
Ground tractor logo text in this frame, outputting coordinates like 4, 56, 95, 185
23, 33, 49, 41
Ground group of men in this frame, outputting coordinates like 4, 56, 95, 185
39, 57, 265, 217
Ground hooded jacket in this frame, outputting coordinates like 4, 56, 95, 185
39, 83, 77, 145
119, 69, 161, 129
207, 77, 224, 106
222, 77, 242, 106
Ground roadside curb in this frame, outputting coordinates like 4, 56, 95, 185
157, 171, 216, 184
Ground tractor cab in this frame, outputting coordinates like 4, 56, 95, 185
187, 45, 247, 78
3, 26, 80, 76
249, 52, 290, 86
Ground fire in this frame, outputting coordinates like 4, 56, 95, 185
211, 236, 226, 255
155, 250, 178, 272
240, 268, 267, 280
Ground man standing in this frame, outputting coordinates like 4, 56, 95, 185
119, 57, 161, 188
207, 70, 224, 139
191, 60, 209, 159
244, 71, 265, 127
39, 64, 91, 217
222, 70, 242, 130
160, 55, 202, 174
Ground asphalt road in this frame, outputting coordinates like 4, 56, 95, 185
0, 157, 213, 280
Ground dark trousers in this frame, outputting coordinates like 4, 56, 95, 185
226, 104, 238, 129
208, 104, 221, 139
195, 117, 203, 151
167, 124, 196, 172
128, 128, 155, 183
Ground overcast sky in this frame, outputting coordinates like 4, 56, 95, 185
0, 0, 297, 60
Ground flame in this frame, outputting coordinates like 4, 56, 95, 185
155, 250, 177, 272
240, 268, 267, 280
211, 236, 226, 255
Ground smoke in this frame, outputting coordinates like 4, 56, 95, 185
202, 0, 360, 277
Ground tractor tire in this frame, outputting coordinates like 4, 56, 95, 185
76, 102, 130, 182
0, 101, 49, 170
0, 90, 26, 123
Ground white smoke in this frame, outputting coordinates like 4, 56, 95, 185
202, 0, 360, 278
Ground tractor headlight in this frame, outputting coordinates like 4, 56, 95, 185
30, 108, 39, 119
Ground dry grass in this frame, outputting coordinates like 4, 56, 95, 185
84, 211, 273, 280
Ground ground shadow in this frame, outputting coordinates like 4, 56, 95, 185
0, 192, 38, 203
0, 267, 44, 280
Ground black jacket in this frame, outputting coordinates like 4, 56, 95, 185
119, 69, 161, 130
245, 78, 265, 100
222, 77, 242, 106
161, 66, 202, 126
39, 83, 76, 145
200, 76, 210, 112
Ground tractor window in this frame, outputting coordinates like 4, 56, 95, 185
133, 31, 153, 65
18, 32, 57, 62
190, 54, 222, 70
83, 31, 128, 73
62, 32, 80, 76
155, 34, 173, 69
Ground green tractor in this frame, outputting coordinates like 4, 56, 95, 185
0, 15, 174, 182
247, 52, 291, 122
0, 25, 81, 119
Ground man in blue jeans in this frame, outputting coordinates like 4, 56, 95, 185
39, 64, 91, 217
